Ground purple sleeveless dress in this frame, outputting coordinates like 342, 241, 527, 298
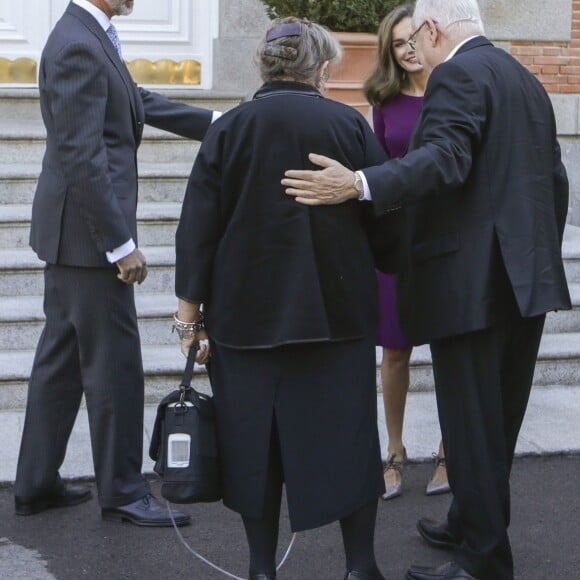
373, 93, 424, 349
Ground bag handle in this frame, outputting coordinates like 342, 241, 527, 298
180, 344, 199, 393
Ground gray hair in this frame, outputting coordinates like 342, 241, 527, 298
414, 0, 485, 37
257, 17, 342, 84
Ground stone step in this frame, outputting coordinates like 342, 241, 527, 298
0, 274, 578, 347
386, 331, 580, 390
0, 246, 176, 296
563, 224, 580, 282
4, 384, 580, 483
0, 292, 178, 350
0, 344, 211, 411
1, 333, 580, 410
0, 88, 243, 122
545, 287, 580, 332
0, 202, 183, 248
0, 120, 203, 165
0, 163, 191, 205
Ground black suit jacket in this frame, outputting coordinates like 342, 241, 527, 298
365, 37, 571, 345
176, 81, 393, 348
30, 2, 213, 267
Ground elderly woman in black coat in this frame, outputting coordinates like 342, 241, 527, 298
174, 17, 392, 580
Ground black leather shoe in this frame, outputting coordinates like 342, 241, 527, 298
344, 570, 385, 579
249, 575, 276, 579
15, 484, 92, 516
101, 494, 191, 527
417, 518, 460, 550
406, 561, 478, 579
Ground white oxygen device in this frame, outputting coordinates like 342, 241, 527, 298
167, 401, 194, 468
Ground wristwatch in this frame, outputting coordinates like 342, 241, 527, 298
353, 171, 364, 199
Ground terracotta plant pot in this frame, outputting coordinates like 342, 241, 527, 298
326, 32, 378, 117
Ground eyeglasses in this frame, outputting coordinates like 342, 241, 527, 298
407, 21, 426, 50
407, 17, 478, 50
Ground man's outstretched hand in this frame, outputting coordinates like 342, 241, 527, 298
282, 153, 359, 205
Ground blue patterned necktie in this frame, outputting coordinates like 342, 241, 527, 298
106, 24, 123, 60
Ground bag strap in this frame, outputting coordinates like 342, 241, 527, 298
180, 344, 199, 390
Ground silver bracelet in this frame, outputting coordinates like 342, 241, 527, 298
172, 311, 204, 340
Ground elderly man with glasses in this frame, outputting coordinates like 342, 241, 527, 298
282, 1, 570, 579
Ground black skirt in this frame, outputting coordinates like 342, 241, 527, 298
208, 334, 385, 532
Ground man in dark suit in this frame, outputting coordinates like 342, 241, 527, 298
282, 0, 571, 578
14, 0, 217, 527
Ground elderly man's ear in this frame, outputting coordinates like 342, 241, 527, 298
425, 19, 440, 46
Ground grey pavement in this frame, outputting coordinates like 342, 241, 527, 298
0, 456, 578, 579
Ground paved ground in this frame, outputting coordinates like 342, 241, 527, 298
1, 455, 578, 580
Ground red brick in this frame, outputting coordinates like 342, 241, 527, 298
541, 84, 560, 93
542, 47, 563, 56
511, 46, 543, 56
537, 75, 568, 84
542, 65, 561, 74
559, 84, 580, 93
515, 56, 534, 65
534, 56, 568, 65
560, 65, 580, 74
566, 75, 580, 83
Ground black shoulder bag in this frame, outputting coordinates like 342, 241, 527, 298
149, 345, 222, 503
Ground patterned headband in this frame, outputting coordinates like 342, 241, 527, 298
263, 22, 303, 62
266, 22, 303, 42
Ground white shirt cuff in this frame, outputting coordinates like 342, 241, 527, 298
356, 170, 372, 201
106, 239, 136, 263
211, 111, 222, 123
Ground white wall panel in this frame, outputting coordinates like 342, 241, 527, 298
0, 0, 50, 56
0, 0, 215, 87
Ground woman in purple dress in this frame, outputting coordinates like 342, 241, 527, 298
363, 4, 450, 500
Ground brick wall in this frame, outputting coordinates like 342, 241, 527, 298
509, 1, 580, 93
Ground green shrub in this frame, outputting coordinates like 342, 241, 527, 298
260, 0, 409, 33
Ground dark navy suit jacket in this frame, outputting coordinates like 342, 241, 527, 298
30, 1, 213, 267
